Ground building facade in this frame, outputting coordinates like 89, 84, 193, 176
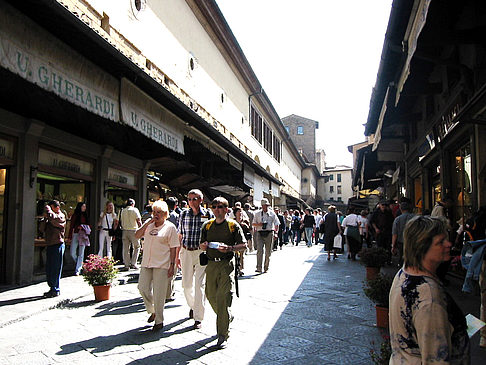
318, 166, 353, 206
0, 0, 306, 285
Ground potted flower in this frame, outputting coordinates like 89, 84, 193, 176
363, 274, 393, 328
82, 254, 119, 301
359, 247, 389, 280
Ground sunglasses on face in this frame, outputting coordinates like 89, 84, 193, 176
212, 205, 225, 209
187, 197, 200, 201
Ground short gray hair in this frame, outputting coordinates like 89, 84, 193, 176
403, 215, 449, 271
187, 189, 203, 199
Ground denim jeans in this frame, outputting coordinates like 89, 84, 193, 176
305, 228, 313, 247
292, 229, 301, 244
46, 242, 65, 292
70, 233, 85, 274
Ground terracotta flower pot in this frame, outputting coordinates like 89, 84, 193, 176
93, 284, 111, 301
375, 305, 389, 329
366, 266, 380, 280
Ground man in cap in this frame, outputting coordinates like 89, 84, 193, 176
252, 198, 280, 273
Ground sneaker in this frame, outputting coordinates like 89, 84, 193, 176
194, 321, 202, 329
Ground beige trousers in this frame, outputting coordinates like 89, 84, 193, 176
180, 247, 206, 321
138, 267, 169, 326
122, 230, 140, 267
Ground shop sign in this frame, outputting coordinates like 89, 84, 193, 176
39, 149, 93, 176
108, 167, 136, 187
437, 101, 462, 142
418, 132, 436, 162
243, 165, 255, 188
0, 6, 119, 121
0, 137, 14, 160
121, 79, 184, 154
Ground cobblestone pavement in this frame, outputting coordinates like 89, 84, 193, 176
0, 243, 483, 364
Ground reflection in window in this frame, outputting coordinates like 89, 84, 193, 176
297, 126, 304, 135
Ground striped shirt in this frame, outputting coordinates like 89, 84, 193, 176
178, 207, 213, 249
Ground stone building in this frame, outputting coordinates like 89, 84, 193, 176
282, 114, 319, 164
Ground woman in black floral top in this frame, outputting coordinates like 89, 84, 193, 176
389, 215, 470, 364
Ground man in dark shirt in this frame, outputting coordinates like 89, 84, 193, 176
370, 201, 394, 260
200, 197, 246, 349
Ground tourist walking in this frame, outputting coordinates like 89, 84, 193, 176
135, 200, 179, 331
303, 208, 315, 248
199, 197, 247, 348
252, 198, 279, 273
321, 205, 341, 261
391, 201, 415, 267
291, 211, 302, 245
178, 189, 213, 329
120, 198, 142, 270
342, 207, 361, 260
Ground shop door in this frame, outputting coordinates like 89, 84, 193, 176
0, 168, 8, 283
35, 173, 89, 275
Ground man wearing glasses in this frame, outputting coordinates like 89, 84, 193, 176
200, 197, 247, 348
252, 198, 280, 273
178, 189, 213, 329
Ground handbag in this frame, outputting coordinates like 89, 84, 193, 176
199, 251, 208, 266
106, 214, 115, 237
333, 234, 343, 249
346, 225, 361, 242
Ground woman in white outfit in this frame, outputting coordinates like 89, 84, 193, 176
135, 200, 179, 331
97, 201, 118, 257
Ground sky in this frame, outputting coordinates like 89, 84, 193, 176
215, 0, 393, 167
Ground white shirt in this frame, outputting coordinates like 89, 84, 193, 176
253, 209, 280, 231
342, 214, 360, 235
141, 221, 179, 269
100, 212, 116, 229
358, 216, 368, 235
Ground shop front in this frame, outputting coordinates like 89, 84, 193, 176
34, 147, 94, 276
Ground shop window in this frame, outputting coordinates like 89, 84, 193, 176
297, 126, 304, 135
0, 168, 6, 283
452, 143, 473, 223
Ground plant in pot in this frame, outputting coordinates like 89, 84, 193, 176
359, 247, 389, 280
363, 273, 393, 328
82, 254, 119, 301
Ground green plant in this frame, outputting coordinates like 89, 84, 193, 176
82, 254, 118, 286
363, 274, 393, 307
359, 247, 389, 268
370, 334, 392, 365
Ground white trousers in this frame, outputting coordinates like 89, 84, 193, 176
97, 230, 112, 258
180, 247, 206, 321
138, 267, 169, 326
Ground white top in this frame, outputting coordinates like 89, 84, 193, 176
357, 216, 368, 235
341, 213, 360, 235
253, 209, 280, 231
100, 212, 116, 229
141, 221, 180, 269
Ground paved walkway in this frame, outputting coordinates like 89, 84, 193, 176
0, 243, 483, 364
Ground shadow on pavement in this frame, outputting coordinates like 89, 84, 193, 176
248, 247, 382, 365
0, 295, 46, 307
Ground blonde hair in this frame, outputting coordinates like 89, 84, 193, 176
403, 215, 449, 271
103, 201, 116, 218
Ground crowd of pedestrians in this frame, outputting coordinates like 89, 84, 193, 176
38, 193, 486, 356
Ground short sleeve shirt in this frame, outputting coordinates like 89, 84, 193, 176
141, 221, 179, 269
120, 206, 141, 230
200, 219, 246, 259
178, 207, 213, 249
